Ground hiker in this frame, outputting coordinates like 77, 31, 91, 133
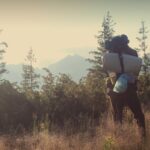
103, 35, 146, 137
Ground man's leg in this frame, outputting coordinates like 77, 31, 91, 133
127, 90, 146, 137
106, 77, 124, 124
110, 93, 124, 124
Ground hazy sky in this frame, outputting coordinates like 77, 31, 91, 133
0, 0, 150, 67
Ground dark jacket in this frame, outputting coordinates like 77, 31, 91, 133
122, 46, 138, 57
106, 46, 138, 92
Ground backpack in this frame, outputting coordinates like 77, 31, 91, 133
103, 35, 141, 93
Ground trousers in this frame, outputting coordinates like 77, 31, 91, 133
107, 80, 146, 136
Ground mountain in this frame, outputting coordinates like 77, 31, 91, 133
4, 55, 91, 83
48, 54, 91, 81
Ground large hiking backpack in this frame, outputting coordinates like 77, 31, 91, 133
103, 35, 142, 93
103, 52, 142, 75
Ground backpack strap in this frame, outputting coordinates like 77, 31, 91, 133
118, 52, 124, 73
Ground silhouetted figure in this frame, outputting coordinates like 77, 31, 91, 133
105, 35, 146, 137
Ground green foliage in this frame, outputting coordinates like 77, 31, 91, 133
21, 48, 40, 95
88, 11, 115, 76
136, 21, 150, 74
0, 80, 34, 131
136, 21, 150, 104
85, 11, 116, 119
138, 74, 150, 104
0, 41, 8, 78
103, 136, 116, 150
37, 70, 106, 131
97, 11, 115, 51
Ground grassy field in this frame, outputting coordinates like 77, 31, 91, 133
0, 111, 150, 150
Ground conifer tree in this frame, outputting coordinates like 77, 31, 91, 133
88, 11, 115, 77
42, 68, 55, 98
85, 12, 115, 113
0, 39, 8, 79
136, 21, 150, 74
21, 48, 40, 93
136, 21, 150, 103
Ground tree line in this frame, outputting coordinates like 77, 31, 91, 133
0, 11, 150, 133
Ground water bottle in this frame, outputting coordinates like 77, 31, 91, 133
113, 75, 127, 93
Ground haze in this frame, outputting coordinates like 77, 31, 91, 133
0, 0, 150, 67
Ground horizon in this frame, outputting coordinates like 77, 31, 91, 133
4, 53, 91, 83
5, 53, 87, 67
0, 0, 150, 67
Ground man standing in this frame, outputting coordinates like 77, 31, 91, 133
105, 35, 146, 137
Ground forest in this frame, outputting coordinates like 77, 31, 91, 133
0, 12, 150, 149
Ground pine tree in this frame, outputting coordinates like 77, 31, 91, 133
21, 48, 40, 93
42, 68, 55, 97
136, 21, 150, 74
136, 21, 150, 103
85, 12, 115, 115
0, 40, 8, 79
88, 11, 115, 77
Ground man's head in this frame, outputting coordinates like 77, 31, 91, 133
105, 34, 129, 52
120, 34, 129, 45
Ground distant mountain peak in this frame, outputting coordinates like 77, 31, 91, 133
48, 54, 91, 81
4, 54, 91, 83
60, 54, 84, 61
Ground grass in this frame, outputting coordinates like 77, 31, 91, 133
0, 111, 150, 150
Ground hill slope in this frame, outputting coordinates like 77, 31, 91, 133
4, 55, 91, 83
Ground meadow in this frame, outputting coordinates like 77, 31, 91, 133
0, 111, 149, 150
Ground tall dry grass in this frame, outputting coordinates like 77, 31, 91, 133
0, 111, 150, 150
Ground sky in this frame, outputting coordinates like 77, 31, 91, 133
0, 0, 150, 67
